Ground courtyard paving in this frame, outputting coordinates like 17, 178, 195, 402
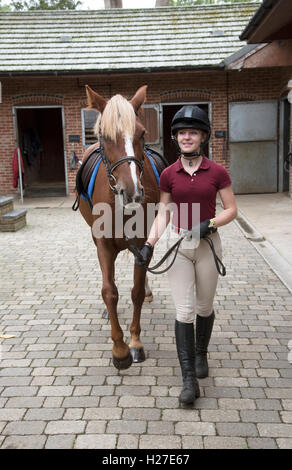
0, 205, 292, 449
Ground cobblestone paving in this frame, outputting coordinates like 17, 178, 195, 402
0, 207, 292, 449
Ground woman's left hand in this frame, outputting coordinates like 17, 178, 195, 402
199, 219, 212, 238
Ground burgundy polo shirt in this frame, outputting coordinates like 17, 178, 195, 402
159, 156, 232, 229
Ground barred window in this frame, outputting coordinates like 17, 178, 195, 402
140, 105, 160, 144
82, 109, 99, 146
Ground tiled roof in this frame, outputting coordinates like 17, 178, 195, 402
0, 3, 259, 74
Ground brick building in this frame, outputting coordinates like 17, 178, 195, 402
238, 0, 292, 198
0, 2, 291, 198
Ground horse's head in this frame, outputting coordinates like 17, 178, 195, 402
86, 84, 147, 209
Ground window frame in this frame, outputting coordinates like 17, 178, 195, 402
141, 104, 160, 145
81, 108, 100, 147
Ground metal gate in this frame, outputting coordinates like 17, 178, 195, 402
229, 101, 278, 194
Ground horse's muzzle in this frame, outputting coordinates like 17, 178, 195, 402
121, 187, 144, 209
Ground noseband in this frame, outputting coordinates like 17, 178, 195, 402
99, 132, 144, 194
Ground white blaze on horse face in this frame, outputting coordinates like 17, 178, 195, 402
124, 133, 140, 209
124, 133, 137, 190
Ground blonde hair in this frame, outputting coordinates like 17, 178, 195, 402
94, 94, 136, 142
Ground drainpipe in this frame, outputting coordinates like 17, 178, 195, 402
104, 0, 123, 7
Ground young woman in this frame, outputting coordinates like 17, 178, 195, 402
135, 105, 237, 406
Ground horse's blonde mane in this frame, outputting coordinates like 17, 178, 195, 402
94, 94, 136, 142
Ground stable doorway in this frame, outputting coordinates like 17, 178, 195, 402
14, 106, 67, 197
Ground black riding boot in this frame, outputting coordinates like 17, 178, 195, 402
175, 320, 200, 405
195, 311, 215, 379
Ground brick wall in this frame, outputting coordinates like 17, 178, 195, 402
0, 67, 291, 196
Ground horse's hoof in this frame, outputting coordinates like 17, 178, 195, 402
102, 309, 109, 319
130, 347, 146, 363
112, 352, 133, 370
144, 294, 153, 302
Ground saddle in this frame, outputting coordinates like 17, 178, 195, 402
144, 145, 169, 175
73, 143, 101, 211
72, 143, 169, 212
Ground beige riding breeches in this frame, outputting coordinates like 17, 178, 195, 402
167, 230, 222, 323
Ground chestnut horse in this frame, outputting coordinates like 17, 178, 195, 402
78, 85, 160, 370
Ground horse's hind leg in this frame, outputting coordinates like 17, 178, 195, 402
129, 264, 147, 363
97, 243, 132, 370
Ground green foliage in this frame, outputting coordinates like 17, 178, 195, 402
0, 0, 10, 10
10, 0, 81, 10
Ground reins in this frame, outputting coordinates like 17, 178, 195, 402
203, 235, 226, 276
128, 236, 184, 275
129, 231, 226, 277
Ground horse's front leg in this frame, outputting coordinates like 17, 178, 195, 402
144, 275, 153, 302
96, 242, 132, 370
129, 264, 147, 363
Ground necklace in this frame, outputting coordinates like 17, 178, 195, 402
182, 155, 202, 169
182, 151, 201, 165
182, 152, 201, 166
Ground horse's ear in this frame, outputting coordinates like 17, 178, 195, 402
85, 85, 107, 113
130, 85, 147, 112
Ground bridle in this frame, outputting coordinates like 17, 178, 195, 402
98, 127, 145, 194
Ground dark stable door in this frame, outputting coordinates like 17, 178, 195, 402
17, 107, 65, 184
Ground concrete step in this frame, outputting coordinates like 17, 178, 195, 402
0, 208, 27, 232
0, 196, 14, 216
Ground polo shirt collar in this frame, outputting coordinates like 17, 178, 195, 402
175, 155, 211, 172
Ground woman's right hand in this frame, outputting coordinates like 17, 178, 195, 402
134, 243, 154, 269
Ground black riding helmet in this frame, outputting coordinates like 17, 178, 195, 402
171, 105, 211, 144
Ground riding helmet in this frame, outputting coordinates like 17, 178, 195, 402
171, 105, 211, 143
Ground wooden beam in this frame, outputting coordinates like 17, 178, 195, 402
155, 0, 170, 6
104, 0, 123, 8
244, 0, 292, 43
